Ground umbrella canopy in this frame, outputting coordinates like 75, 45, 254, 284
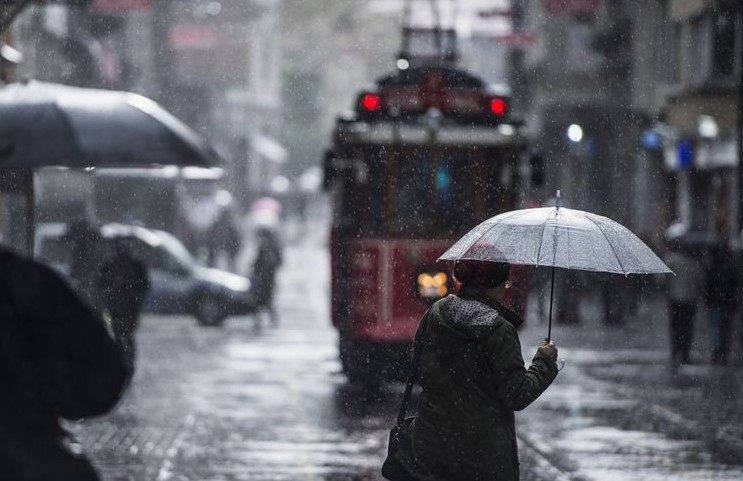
439, 201, 672, 341
439, 206, 671, 275
0, 80, 219, 168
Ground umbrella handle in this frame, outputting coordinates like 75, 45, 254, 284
547, 265, 555, 342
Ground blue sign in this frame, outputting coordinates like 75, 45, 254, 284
677, 139, 693, 170
642, 130, 662, 150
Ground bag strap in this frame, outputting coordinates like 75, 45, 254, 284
395, 307, 432, 427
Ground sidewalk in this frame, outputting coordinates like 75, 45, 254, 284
517, 290, 743, 479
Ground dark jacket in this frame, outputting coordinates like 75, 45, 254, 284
99, 250, 150, 320
0, 250, 128, 480
703, 246, 739, 306
411, 291, 558, 481
250, 229, 282, 304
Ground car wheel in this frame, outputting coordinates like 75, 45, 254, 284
194, 294, 227, 327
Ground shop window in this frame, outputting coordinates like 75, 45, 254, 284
686, 8, 740, 87
710, 10, 737, 78
659, 19, 681, 86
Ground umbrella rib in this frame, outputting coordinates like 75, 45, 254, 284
535, 208, 554, 267
583, 213, 626, 274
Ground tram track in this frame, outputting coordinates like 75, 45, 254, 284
517, 432, 576, 481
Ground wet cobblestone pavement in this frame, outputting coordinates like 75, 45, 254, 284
68, 237, 743, 480
517, 293, 743, 480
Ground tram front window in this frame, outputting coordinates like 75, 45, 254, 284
392, 153, 433, 236
341, 147, 512, 239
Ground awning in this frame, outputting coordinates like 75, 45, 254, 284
695, 138, 737, 169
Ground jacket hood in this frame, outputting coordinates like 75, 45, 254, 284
427, 291, 523, 355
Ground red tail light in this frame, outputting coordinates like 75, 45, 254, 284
360, 93, 381, 112
489, 97, 507, 116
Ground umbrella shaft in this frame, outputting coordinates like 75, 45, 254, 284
547, 266, 555, 342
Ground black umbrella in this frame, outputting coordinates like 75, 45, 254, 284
0, 80, 221, 254
0, 80, 219, 168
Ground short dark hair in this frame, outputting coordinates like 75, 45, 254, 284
453, 261, 510, 289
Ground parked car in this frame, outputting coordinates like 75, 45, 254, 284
35, 222, 250, 326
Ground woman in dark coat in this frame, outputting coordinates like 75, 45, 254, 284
411, 261, 558, 481
703, 243, 739, 365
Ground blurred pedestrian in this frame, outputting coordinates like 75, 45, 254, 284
66, 220, 107, 313
401, 261, 558, 480
664, 238, 705, 366
0, 247, 129, 481
703, 243, 739, 365
207, 208, 241, 270
99, 246, 151, 373
248, 226, 283, 325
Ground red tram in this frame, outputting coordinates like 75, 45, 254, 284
323, 30, 528, 384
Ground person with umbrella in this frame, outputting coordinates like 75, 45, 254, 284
385, 194, 671, 480
663, 234, 705, 367
702, 241, 739, 366
98, 245, 151, 375
407, 260, 558, 481
0, 247, 129, 481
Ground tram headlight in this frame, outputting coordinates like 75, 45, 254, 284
416, 271, 449, 301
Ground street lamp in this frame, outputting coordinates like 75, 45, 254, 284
698, 115, 719, 139
567, 124, 584, 143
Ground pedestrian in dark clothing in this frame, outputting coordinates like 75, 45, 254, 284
99, 247, 151, 373
0, 248, 129, 481
248, 226, 283, 325
207, 209, 241, 270
704, 244, 739, 365
664, 240, 705, 366
66, 220, 107, 313
409, 261, 559, 481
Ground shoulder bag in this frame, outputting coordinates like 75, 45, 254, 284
381, 309, 431, 481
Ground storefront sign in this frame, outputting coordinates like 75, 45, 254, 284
169, 26, 219, 49
541, 0, 600, 15
664, 139, 694, 171
695, 138, 737, 169
90, 0, 152, 13
494, 32, 538, 46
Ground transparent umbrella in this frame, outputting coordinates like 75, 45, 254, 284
439, 191, 672, 340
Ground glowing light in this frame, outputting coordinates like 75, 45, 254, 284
396, 58, 410, 70
567, 124, 583, 143
418, 271, 448, 299
698, 115, 719, 138
418, 273, 433, 288
360, 93, 380, 111
490, 98, 507, 116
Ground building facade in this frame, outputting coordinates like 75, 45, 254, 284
655, 0, 742, 240
522, 0, 675, 246
11, 0, 284, 211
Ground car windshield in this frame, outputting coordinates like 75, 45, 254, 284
154, 232, 196, 272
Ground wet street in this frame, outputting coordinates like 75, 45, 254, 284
70, 227, 743, 481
